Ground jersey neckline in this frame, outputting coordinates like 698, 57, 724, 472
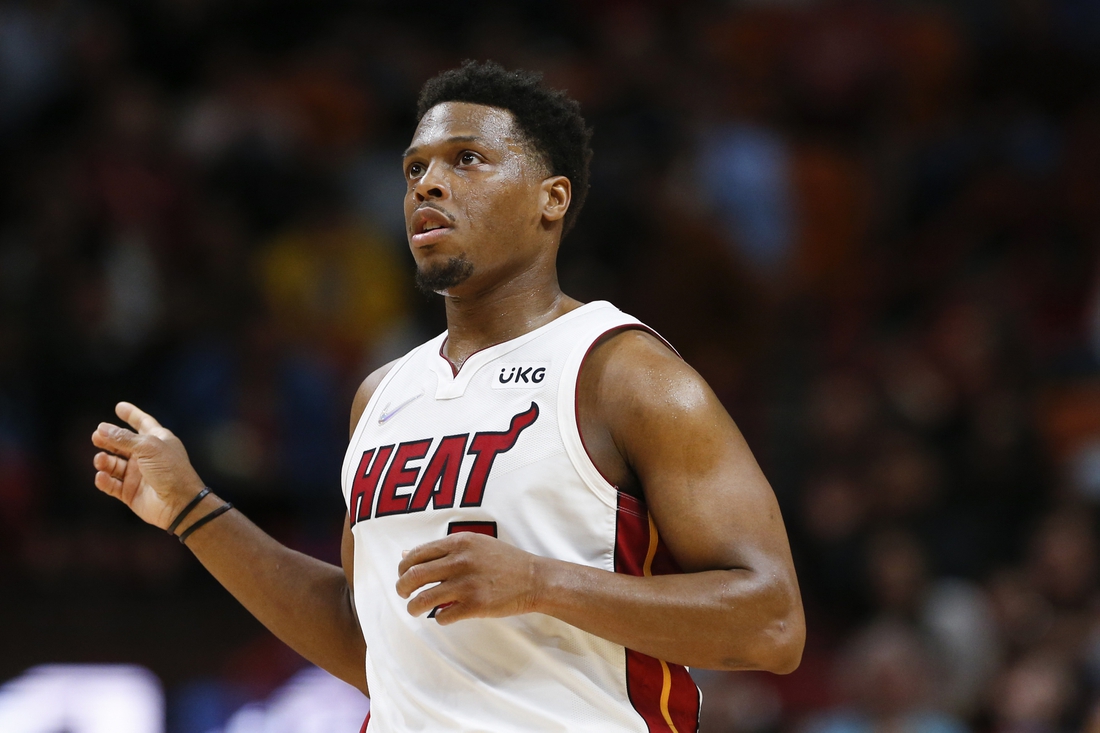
429, 300, 615, 400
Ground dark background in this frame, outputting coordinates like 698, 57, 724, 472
2, 0, 1100, 730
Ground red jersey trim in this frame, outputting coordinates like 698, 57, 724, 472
438, 338, 459, 377
614, 492, 700, 733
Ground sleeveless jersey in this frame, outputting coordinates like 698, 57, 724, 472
341, 301, 701, 733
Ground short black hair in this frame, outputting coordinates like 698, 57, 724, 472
417, 60, 593, 237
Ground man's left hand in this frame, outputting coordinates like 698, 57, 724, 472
396, 533, 546, 624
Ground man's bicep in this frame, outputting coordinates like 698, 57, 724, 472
643, 405, 790, 575
605, 342, 792, 574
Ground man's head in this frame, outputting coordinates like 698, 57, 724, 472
404, 61, 593, 296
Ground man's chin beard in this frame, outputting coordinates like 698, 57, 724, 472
415, 255, 475, 295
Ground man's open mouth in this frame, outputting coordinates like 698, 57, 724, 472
411, 207, 456, 244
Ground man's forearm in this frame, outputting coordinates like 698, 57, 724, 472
179, 493, 367, 692
534, 559, 803, 673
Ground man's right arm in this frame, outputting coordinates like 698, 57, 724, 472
90, 361, 396, 695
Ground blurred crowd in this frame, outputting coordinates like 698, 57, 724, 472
2, 0, 1100, 731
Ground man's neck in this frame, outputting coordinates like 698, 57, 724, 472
441, 274, 582, 371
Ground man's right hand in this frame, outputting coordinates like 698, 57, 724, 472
91, 401, 206, 531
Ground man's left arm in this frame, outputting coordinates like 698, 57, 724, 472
396, 330, 805, 673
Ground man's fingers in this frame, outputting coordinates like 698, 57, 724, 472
94, 470, 123, 498
93, 451, 128, 479
396, 556, 454, 599
116, 402, 163, 435
406, 583, 461, 618
397, 538, 458, 576
92, 423, 140, 456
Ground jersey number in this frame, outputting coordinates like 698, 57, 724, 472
446, 520, 497, 538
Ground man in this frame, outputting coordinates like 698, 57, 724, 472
91, 61, 804, 732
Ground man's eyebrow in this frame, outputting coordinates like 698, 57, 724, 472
402, 135, 484, 158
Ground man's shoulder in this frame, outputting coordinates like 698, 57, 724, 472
586, 327, 683, 383
546, 300, 674, 362
575, 323, 721, 496
581, 326, 711, 426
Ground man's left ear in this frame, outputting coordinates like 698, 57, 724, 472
540, 176, 572, 224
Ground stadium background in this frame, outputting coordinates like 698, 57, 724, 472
2, 0, 1100, 730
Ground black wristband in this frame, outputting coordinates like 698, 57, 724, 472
166, 487, 211, 536
178, 502, 233, 545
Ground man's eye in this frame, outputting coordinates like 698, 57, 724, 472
459, 152, 479, 165
407, 163, 424, 177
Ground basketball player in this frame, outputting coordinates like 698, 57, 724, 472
91, 61, 804, 731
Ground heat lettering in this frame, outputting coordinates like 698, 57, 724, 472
375, 440, 432, 516
408, 434, 468, 512
350, 445, 394, 525
351, 404, 540, 521
461, 402, 540, 507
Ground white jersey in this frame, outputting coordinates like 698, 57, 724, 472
341, 301, 700, 733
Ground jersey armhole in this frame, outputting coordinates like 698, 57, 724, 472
557, 323, 680, 510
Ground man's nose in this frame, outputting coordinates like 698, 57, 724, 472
413, 162, 450, 202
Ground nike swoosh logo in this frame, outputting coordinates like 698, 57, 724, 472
378, 392, 423, 424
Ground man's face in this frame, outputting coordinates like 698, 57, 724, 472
403, 102, 550, 296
